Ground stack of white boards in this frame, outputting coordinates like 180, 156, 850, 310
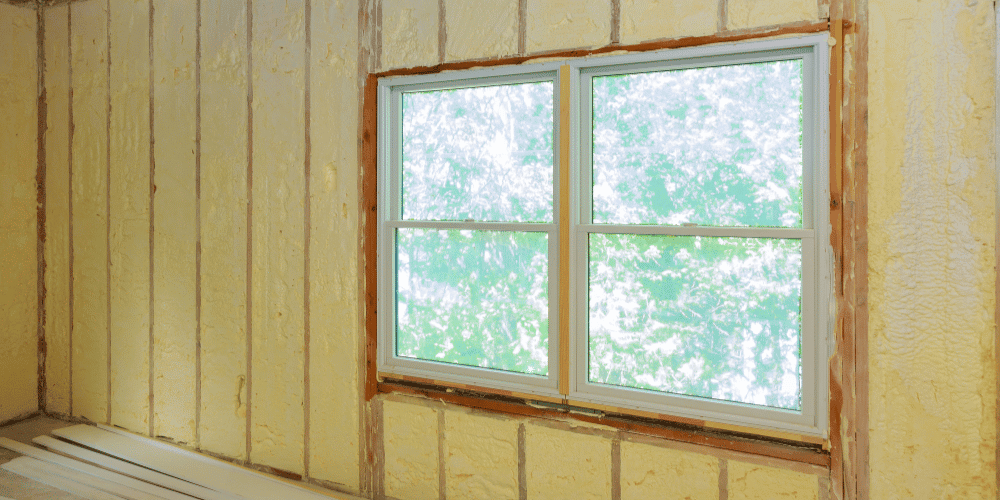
0, 424, 362, 500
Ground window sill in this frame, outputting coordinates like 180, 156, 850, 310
376, 374, 830, 468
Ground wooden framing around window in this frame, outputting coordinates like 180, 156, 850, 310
361, 15, 868, 500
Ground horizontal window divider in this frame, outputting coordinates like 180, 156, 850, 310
389, 220, 556, 232
580, 224, 814, 239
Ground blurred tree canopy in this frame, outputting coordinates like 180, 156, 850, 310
393, 60, 805, 410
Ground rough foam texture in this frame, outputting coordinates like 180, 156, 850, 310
152, 0, 198, 444
384, 400, 439, 500
725, 0, 817, 31
619, 0, 717, 44
308, 0, 362, 488
250, 0, 307, 474
382, 0, 438, 69
525, 424, 611, 500
620, 441, 719, 500
728, 461, 818, 500
44, 3, 72, 417
0, 2, 38, 423
109, 0, 151, 434
199, 0, 250, 461
526, 0, 610, 53
70, 0, 110, 424
868, 0, 997, 497
444, 410, 518, 500
445, 0, 518, 62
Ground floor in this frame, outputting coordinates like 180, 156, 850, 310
0, 416, 86, 500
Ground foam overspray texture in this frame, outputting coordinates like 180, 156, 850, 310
381, 0, 438, 70
70, 0, 110, 424
868, 0, 997, 497
444, 0, 518, 62
152, 0, 198, 444
308, 0, 362, 488
0, 2, 39, 423
619, 0, 716, 44
526, 0, 610, 53
109, 0, 151, 434
726, 0, 818, 31
44, 2, 72, 417
199, 0, 250, 461
249, 0, 307, 474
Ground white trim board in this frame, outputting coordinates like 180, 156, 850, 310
33, 435, 239, 500
54, 425, 361, 500
0, 438, 193, 500
4, 457, 162, 500
1, 457, 126, 500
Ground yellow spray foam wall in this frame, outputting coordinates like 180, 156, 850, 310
70, 0, 110, 424
44, 3, 71, 417
868, 0, 997, 497
43, 0, 362, 487
109, 0, 152, 434
37, 0, 1000, 498
0, 3, 38, 423
200, 0, 250, 461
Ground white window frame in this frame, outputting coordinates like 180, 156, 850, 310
377, 34, 832, 437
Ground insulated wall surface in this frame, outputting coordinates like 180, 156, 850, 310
0, 3, 39, 424
868, 0, 998, 497
44, 2, 72, 417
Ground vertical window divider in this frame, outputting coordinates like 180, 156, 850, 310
558, 65, 572, 397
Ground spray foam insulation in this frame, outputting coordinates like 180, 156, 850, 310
382, 0, 439, 70
250, 0, 307, 474
384, 400, 439, 500
152, 0, 198, 444
620, 440, 719, 500
525, 423, 612, 500
44, 3, 72, 417
725, 0, 818, 30
444, 410, 519, 500
70, 0, 110, 424
109, 0, 152, 434
0, 2, 38, 423
526, 0, 610, 54
199, 0, 250, 462
619, 0, 717, 45
444, 0, 518, 62
867, 0, 997, 497
308, 0, 362, 487
728, 461, 818, 500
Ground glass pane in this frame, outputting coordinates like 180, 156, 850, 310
402, 82, 554, 222
588, 234, 802, 410
592, 60, 804, 227
396, 228, 549, 375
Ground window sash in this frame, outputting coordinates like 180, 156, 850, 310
376, 35, 831, 436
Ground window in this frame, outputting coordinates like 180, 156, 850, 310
377, 35, 831, 437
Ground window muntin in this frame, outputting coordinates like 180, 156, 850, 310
378, 37, 830, 436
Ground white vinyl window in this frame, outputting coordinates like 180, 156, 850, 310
377, 35, 831, 436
